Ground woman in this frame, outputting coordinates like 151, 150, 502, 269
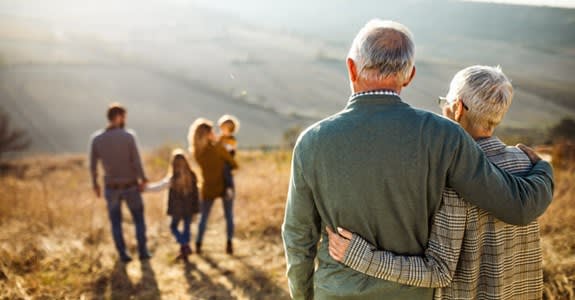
146, 149, 199, 261
188, 118, 239, 255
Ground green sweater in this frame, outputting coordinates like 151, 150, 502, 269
282, 94, 554, 300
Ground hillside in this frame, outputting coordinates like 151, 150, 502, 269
0, 0, 574, 153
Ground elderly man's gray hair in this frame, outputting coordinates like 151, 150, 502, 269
446, 65, 513, 132
348, 19, 415, 82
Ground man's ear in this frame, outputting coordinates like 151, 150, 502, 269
347, 58, 358, 83
402, 66, 416, 87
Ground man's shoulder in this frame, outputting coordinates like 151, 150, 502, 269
295, 107, 464, 149
410, 107, 463, 133
294, 114, 341, 149
92, 128, 136, 142
90, 129, 106, 142
388, 105, 468, 143
112, 128, 137, 139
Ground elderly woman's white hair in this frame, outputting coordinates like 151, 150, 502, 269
348, 19, 415, 82
446, 65, 513, 132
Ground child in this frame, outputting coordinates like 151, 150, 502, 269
217, 114, 240, 200
189, 118, 239, 255
146, 149, 199, 261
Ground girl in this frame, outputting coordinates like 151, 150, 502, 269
188, 118, 238, 255
146, 149, 199, 260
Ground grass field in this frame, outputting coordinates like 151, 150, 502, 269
0, 146, 573, 299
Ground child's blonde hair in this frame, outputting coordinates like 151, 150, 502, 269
218, 114, 240, 134
188, 118, 214, 155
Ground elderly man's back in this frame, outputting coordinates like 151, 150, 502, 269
286, 94, 456, 299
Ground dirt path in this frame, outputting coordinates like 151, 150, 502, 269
88, 217, 289, 300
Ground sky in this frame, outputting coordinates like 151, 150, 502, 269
463, 0, 575, 8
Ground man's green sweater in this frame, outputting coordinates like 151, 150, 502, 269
282, 94, 554, 300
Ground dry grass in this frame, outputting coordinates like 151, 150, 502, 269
0, 146, 573, 299
0, 148, 291, 299
539, 163, 575, 299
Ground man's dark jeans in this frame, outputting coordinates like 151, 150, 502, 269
104, 186, 148, 257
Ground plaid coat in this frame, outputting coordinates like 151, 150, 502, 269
343, 137, 543, 300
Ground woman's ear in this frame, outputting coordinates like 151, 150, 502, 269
454, 100, 465, 122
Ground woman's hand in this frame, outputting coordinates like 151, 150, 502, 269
326, 226, 354, 262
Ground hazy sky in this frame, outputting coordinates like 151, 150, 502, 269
464, 0, 575, 8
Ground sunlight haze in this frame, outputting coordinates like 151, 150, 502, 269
463, 0, 575, 8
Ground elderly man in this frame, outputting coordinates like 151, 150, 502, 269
282, 20, 553, 300
328, 65, 545, 299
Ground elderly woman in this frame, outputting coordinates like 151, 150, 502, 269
188, 118, 238, 255
327, 65, 545, 300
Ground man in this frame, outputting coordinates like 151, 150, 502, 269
90, 103, 151, 262
282, 20, 553, 300
328, 65, 544, 299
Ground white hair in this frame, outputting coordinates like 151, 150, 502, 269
446, 65, 513, 132
348, 19, 415, 82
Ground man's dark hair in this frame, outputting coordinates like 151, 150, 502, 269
107, 103, 126, 121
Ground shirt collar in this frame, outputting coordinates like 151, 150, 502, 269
349, 89, 400, 101
346, 89, 403, 108
476, 136, 506, 154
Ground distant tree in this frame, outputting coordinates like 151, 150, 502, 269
0, 110, 30, 159
549, 118, 575, 143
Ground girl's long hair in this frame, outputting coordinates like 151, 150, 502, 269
168, 149, 196, 195
188, 118, 214, 156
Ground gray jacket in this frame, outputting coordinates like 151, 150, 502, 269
89, 127, 147, 188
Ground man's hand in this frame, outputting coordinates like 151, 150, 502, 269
517, 144, 541, 164
93, 185, 101, 198
139, 179, 148, 193
326, 227, 353, 262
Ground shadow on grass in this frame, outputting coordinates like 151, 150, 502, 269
92, 260, 161, 300
200, 254, 290, 299
183, 260, 236, 299
137, 260, 161, 299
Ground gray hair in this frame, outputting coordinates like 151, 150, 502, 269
446, 65, 513, 132
348, 19, 415, 82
